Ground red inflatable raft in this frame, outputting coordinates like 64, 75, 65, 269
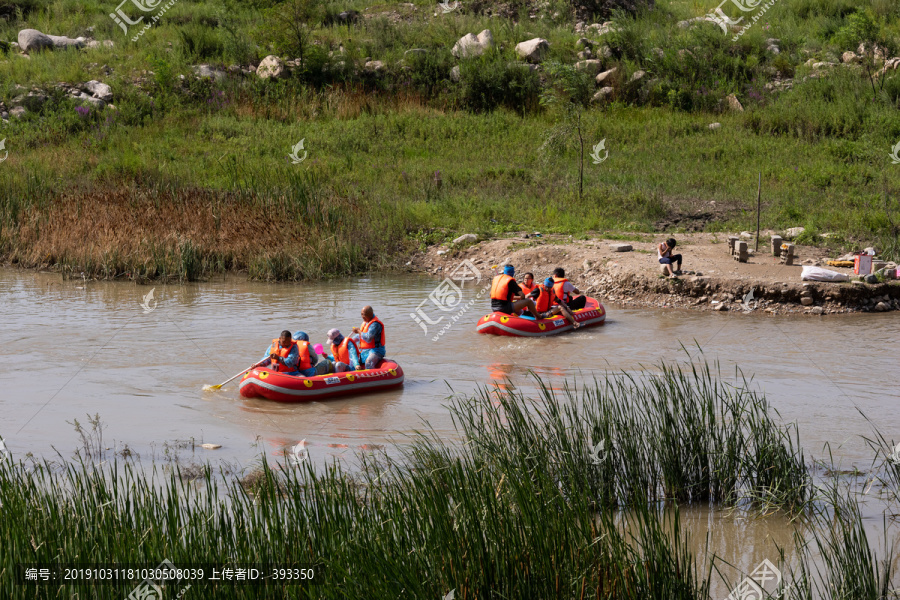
476, 297, 606, 337
238, 360, 404, 402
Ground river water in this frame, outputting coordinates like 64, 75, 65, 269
2, 268, 899, 593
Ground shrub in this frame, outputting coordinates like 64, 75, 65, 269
459, 54, 541, 113
831, 10, 878, 51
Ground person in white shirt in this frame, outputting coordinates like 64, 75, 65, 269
658, 237, 682, 278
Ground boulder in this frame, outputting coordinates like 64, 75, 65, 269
587, 22, 618, 36
82, 80, 113, 102
608, 243, 632, 252
575, 59, 603, 74
629, 70, 646, 83
575, 37, 594, 49
577, 50, 592, 60
453, 234, 478, 245
800, 297, 814, 306
708, 122, 721, 130
726, 94, 744, 112
452, 30, 493, 59
18, 29, 85, 52
592, 86, 614, 102
515, 38, 549, 63
874, 301, 890, 312
74, 93, 105, 108
841, 51, 859, 64
808, 306, 825, 315
9, 106, 26, 119
783, 226, 805, 239
85, 39, 115, 49
595, 67, 617, 84
257, 55, 287, 79
364, 60, 385, 73
18, 29, 52, 52
450, 65, 460, 82
192, 65, 226, 81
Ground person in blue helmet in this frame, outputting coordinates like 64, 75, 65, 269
489, 264, 538, 315
290, 331, 324, 377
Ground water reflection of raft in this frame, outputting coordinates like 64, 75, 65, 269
238, 360, 404, 402
476, 297, 606, 337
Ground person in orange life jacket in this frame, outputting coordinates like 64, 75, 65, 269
490, 265, 538, 316
516, 272, 537, 316
551, 267, 587, 311
293, 331, 328, 376
658, 237, 682, 278
260, 330, 301, 374
322, 328, 362, 372
529, 277, 580, 328
351, 305, 386, 370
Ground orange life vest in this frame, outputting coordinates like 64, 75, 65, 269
490, 274, 514, 301
331, 337, 359, 366
359, 317, 385, 350
552, 277, 571, 304
296, 340, 312, 370
534, 285, 555, 313
520, 283, 535, 297
269, 339, 300, 373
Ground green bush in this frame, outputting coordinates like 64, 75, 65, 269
460, 54, 541, 113
179, 23, 225, 60
831, 10, 878, 50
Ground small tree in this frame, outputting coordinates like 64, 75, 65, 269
539, 62, 596, 201
277, 0, 322, 68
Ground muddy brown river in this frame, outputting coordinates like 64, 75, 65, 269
2, 268, 899, 595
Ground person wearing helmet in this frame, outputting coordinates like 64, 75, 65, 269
490, 264, 538, 316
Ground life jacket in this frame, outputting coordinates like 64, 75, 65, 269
490, 274, 514, 301
534, 285, 555, 313
296, 340, 312, 370
520, 283, 535, 297
359, 317, 385, 350
552, 277, 570, 304
331, 337, 359, 366
270, 339, 300, 373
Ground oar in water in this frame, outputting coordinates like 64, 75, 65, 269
203, 362, 262, 391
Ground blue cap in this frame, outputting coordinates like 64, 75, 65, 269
503, 265, 515, 276
292, 331, 309, 342
544, 277, 553, 287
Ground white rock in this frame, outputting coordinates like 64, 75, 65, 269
82, 80, 113, 102
453, 234, 478, 245
595, 67, 617, 84
9, 106, 26, 118
192, 64, 226, 81
608, 243, 632, 252
257, 55, 287, 79
450, 65, 460, 82
708, 122, 721, 130
592, 86, 614, 102
18, 29, 53, 52
515, 38, 549, 63
452, 30, 493, 59
726, 93, 743, 112
783, 226, 805, 239
364, 60, 385, 72
629, 70, 646, 83
201, 443, 222, 450
575, 59, 603, 74
841, 51, 859, 64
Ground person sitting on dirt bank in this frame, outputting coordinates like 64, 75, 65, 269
658, 237, 683, 278
530, 277, 580, 329
552, 268, 587, 311
490, 265, 539, 316
323, 329, 362, 372
352, 305, 386, 370
261, 330, 301, 374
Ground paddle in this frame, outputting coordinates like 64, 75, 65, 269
203, 362, 264, 391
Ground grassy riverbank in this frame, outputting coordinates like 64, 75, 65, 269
1, 0, 899, 280
1, 364, 897, 598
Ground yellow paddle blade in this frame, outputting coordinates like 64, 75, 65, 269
202, 384, 222, 391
